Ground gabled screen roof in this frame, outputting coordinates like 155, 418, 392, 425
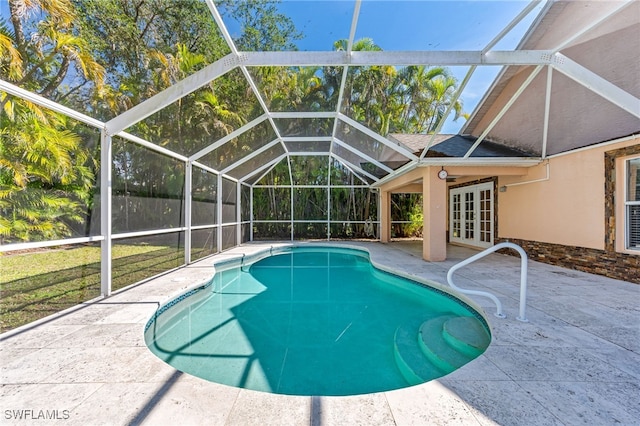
2, 0, 637, 186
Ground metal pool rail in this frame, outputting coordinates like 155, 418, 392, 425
447, 242, 529, 322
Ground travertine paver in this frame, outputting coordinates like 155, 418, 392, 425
1, 241, 638, 425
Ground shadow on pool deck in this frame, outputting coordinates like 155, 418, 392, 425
0, 241, 638, 425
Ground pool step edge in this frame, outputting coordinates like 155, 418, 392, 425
418, 316, 481, 372
393, 320, 443, 385
442, 316, 491, 358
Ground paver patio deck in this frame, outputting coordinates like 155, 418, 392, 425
1, 241, 638, 425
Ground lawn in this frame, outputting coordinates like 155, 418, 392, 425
0, 244, 193, 332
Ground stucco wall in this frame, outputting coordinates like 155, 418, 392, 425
498, 137, 639, 250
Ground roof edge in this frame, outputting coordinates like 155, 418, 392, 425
371, 157, 541, 188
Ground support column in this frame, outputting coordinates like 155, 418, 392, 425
236, 180, 241, 244
250, 186, 254, 242
326, 156, 331, 240
184, 161, 192, 265
100, 130, 112, 297
422, 167, 447, 261
380, 190, 391, 242
217, 174, 223, 251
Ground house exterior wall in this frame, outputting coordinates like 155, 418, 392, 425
471, 34, 640, 157
497, 136, 640, 283
452, 2, 640, 283
378, 165, 527, 261
498, 152, 604, 249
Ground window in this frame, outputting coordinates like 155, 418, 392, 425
627, 157, 640, 250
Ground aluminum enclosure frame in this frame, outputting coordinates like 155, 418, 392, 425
1, 0, 638, 298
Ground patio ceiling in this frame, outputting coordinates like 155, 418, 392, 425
2, 0, 638, 186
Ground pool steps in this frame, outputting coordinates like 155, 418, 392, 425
394, 315, 491, 385
442, 316, 491, 359
394, 318, 443, 385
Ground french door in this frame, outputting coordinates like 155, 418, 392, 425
449, 182, 494, 248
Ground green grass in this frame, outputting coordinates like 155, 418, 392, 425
0, 244, 196, 332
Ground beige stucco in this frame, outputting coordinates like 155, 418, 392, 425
499, 137, 639, 250
422, 167, 447, 261
376, 2, 640, 263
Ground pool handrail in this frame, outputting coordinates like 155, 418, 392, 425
447, 242, 529, 322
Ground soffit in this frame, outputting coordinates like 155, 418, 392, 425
462, 1, 640, 156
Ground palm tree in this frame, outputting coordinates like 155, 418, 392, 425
422, 71, 464, 133
291, 66, 325, 111
330, 37, 386, 123
6, 0, 104, 99
395, 65, 464, 134
0, 101, 94, 243
1, 0, 102, 243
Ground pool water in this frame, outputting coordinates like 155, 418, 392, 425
145, 247, 490, 396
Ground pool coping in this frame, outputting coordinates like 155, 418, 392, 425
1, 241, 639, 425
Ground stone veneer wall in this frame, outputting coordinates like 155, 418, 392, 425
495, 237, 640, 284
604, 144, 640, 250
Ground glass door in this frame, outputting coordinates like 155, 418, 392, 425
450, 183, 493, 248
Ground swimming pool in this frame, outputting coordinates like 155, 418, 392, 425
144, 246, 491, 396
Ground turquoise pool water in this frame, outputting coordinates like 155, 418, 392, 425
145, 246, 490, 396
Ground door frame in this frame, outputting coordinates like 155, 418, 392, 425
449, 181, 495, 248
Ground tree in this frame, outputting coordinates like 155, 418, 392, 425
327, 38, 464, 136
1, 0, 103, 243
399, 66, 464, 133
216, 0, 302, 51
328, 38, 390, 133
0, 104, 96, 242
4, 0, 104, 101
72, 0, 229, 119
